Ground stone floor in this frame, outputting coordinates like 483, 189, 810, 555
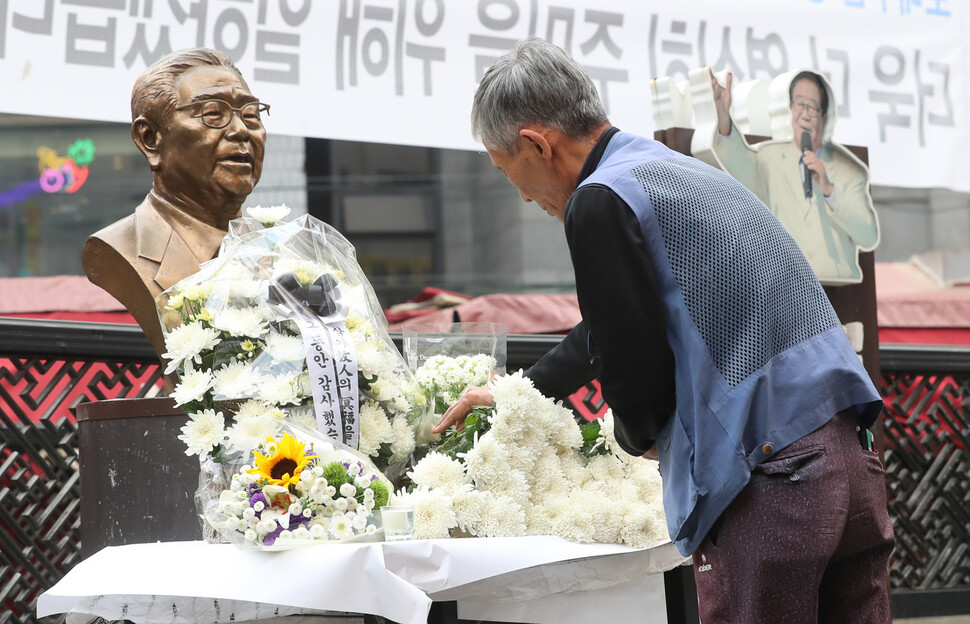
895, 618, 970, 624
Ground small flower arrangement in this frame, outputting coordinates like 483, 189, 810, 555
392, 363, 667, 549
206, 427, 391, 548
159, 206, 428, 475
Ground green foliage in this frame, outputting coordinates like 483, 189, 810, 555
322, 461, 349, 488
358, 372, 378, 393
368, 480, 390, 508
434, 405, 494, 458
580, 420, 609, 457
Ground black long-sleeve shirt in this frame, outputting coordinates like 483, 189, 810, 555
525, 127, 677, 456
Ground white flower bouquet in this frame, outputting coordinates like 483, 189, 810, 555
157, 205, 428, 479
389, 364, 668, 549
200, 420, 391, 549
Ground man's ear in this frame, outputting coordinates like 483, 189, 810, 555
132, 116, 163, 170
519, 127, 554, 165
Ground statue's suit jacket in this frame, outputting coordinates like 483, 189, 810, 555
82, 192, 224, 361
714, 125, 879, 284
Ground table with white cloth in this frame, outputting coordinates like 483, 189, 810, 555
38, 536, 688, 624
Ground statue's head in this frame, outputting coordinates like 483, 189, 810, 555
130, 49, 268, 222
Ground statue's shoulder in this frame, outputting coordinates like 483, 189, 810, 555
87, 212, 137, 250
84, 195, 158, 260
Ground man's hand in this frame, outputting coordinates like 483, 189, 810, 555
802, 150, 834, 197
711, 71, 733, 136
431, 386, 495, 434
642, 444, 659, 461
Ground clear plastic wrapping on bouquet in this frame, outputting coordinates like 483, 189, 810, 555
156, 211, 429, 481
402, 321, 507, 430
197, 419, 393, 549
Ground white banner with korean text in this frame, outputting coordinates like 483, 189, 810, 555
0, 1, 966, 191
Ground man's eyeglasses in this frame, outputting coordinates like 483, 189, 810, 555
791, 99, 822, 119
175, 99, 271, 129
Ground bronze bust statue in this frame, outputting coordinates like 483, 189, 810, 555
82, 48, 268, 362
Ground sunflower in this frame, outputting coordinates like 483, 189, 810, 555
249, 433, 317, 488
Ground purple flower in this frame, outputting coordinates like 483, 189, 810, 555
250, 492, 267, 516
263, 524, 284, 546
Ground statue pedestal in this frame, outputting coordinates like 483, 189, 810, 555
77, 398, 202, 558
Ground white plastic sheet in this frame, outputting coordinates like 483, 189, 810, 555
38, 537, 686, 624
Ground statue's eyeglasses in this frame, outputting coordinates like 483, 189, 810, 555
175, 99, 271, 129
791, 99, 821, 119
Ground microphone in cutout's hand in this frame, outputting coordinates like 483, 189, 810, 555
800, 131, 814, 199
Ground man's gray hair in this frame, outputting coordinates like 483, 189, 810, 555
471, 37, 608, 155
131, 48, 244, 128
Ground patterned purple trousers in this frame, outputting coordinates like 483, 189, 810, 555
691, 411, 895, 623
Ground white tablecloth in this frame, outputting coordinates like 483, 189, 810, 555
38, 537, 687, 624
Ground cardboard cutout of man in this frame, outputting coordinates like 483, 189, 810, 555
711, 70, 879, 285
82, 48, 268, 361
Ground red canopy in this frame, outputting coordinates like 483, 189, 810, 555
3, 264, 970, 345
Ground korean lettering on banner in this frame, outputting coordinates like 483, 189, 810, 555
0, 0, 56, 59
0, 1, 307, 82
303, 323, 342, 441
468, 1, 628, 112
867, 45, 954, 146
60, 0, 173, 69
336, 0, 446, 96
809, 36, 851, 117
328, 323, 360, 450
838, 0, 950, 17
647, 13, 787, 83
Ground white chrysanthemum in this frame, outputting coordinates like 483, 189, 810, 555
477, 494, 526, 537
486, 402, 532, 444
211, 306, 268, 338
171, 368, 214, 406
286, 405, 317, 430
462, 434, 508, 486
265, 333, 305, 363
226, 410, 282, 451
179, 282, 214, 302
538, 496, 595, 543
330, 516, 353, 539
528, 449, 570, 499
358, 402, 394, 458
162, 322, 221, 374
369, 379, 403, 404
246, 203, 291, 225
405, 357, 669, 548
450, 484, 489, 535
586, 454, 626, 483
620, 504, 668, 550
177, 408, 226, 456
389, 414, 416, 463
259, 372, 301, 405
354, 339, 386, 376
234, 399, 268, 420
546, 406, 584, 451
489, 372, 538, 416
408, 487, 457, 540
408, 451, 466, 492
212, 360, 259, 398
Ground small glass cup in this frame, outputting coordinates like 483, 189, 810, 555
380, 506, 415, 541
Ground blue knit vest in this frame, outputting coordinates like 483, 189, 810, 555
579, 132, 882, 555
